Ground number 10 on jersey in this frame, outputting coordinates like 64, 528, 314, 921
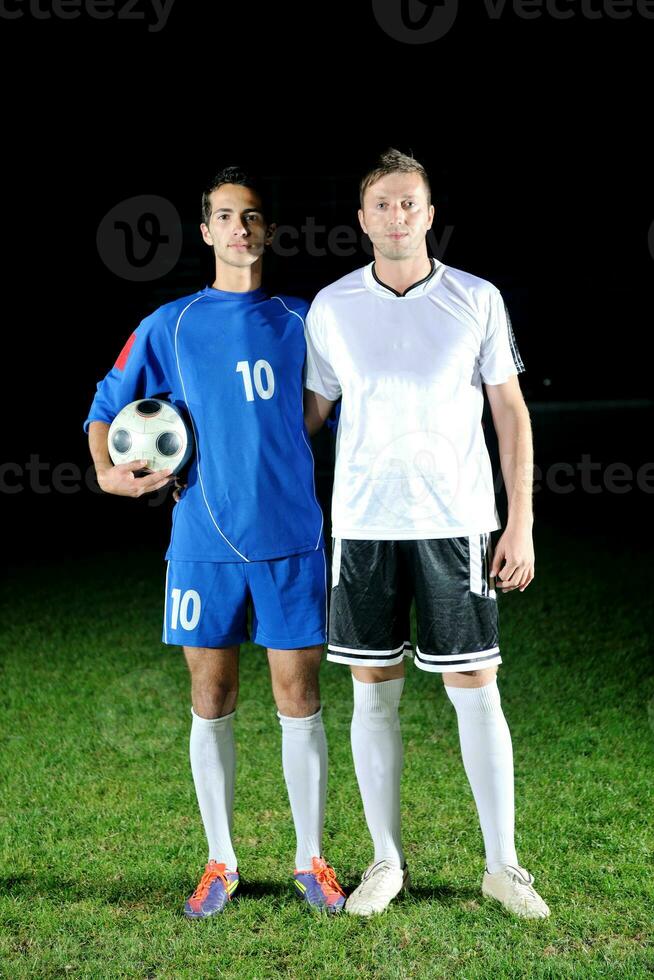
236, 360, 275, 401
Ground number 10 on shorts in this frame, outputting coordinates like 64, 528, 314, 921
170, 588, 201, 631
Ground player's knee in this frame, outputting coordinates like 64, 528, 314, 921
192, 680, 238, 719
273, 678, 320, 718
442, 665, 498, 688
351, 664, 405, 684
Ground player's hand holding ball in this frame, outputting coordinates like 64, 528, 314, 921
96, 460, 175, 497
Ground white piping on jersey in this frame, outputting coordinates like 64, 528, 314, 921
174, 294, 250, 562
271, 294, 325, 551
163, 559, 170, 643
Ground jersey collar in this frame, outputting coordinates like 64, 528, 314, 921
364, 257, 442, 299
201, 284, 268, 303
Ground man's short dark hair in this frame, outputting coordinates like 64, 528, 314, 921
359, 148, 431, 208
201, 166, 270, 225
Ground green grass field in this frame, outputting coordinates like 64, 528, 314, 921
1, 520, 653, 979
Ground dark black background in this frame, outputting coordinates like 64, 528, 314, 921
2, 0, 652, 563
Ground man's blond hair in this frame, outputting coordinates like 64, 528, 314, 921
359, 148, 431, 208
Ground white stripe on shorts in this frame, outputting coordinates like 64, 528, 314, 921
327, 640, 410, 668
468, 533, 484, 596
414, 645, 502, 673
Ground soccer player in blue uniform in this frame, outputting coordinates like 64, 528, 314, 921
84, 168, 346, 917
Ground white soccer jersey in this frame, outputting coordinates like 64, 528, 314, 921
304, 258, 525, 540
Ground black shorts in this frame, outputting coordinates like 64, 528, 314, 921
327, 535, 501, 673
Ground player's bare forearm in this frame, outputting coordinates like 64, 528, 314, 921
303, 389, 335, 436
88, 421, 113, 474
489, 404, 535, 592
484, 375, 535, 591
494, 405, 534, 531
484, 378, 534, 530
88, 420, 174, 497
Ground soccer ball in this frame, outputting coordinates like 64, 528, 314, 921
107, 399, 194, 475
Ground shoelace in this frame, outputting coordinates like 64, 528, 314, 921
363, 861, 400, 884
190, 861, 231, 904
504, 867, 537, 897
359, 862, 404, 887
313, 860, 346, 898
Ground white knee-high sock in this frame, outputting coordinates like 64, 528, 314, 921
277, 708, 328, 870
444, 679, 519, 873
350, 677, 405, 868
189, 707, 238, 871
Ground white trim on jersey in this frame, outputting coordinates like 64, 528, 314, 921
174, 295, 249, 562
272, 294, 325, 551
163, 559, 170, 643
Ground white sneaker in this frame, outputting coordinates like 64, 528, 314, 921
482, 864, 550, 918
345, 860, 410, 916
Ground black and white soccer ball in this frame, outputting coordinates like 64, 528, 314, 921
107, 399, 193, 475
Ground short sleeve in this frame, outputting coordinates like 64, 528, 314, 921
303, 301, 342, 401
83, 319, 171, 433
478, 289, 525, 385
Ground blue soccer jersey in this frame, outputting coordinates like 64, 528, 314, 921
84, 285, 325, 562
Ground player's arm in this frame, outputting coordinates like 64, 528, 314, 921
484, 376, 535, 592
88, 421, 175, 497
304, 389, 336, 436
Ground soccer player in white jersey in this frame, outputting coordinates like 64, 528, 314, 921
303, 149, 550, 919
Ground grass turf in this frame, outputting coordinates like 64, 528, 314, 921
1, 520, 653, 979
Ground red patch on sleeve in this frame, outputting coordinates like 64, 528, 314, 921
114, 331, 137, 371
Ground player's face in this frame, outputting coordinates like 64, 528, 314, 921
358, 173, 434, 261
200, 184, 275, 269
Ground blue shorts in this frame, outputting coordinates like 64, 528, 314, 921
162, 549, 327, 650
